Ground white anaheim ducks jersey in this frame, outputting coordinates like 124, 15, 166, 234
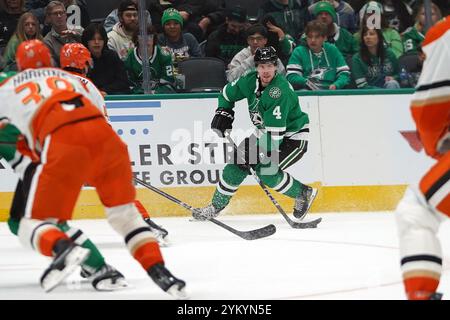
71, 73, 108, 118
0, 67, 102, 148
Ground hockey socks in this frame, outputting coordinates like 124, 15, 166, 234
404, 276, 440, 300
58, 222, 105, 274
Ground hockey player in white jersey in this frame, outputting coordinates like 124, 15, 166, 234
0, 40, 187, 298
59, 42, 170, 246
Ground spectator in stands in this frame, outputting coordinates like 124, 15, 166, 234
286, 20, 350, 90
354, 1, 404, 58
103, 0, 152, 33
0, 0, 27, 54
205, 5, 248, 65
378, 0, 413, 33
402, 1, 442, 55
258, 0, 309, 41
2, 12, 42, 71
226, 24, 286, 82
195, 1, 228, 42
82, 23, 131, 95
261, 14, 296, 66
125, 25, 177, 94
301, 1, 358, 58
43, 0, 83, 67
26, 0, 90, 33
351, 24, 400, 89
107, 0, 139, 61
148, 0, 224, 42
158, 7, 201, 65
308, 0, 357, 32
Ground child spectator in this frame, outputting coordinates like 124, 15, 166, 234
286, 20, 350, 90
125, 25, 177, 94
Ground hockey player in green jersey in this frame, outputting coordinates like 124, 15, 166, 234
193, 47, 317, 221
124, 26, 177, 94
286, 20, 350, 91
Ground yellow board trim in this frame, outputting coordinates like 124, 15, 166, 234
0, 183, 407, 221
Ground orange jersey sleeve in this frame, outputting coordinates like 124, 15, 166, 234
410, 16, 450, 159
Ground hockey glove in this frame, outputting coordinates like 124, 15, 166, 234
211, 108, 234, 137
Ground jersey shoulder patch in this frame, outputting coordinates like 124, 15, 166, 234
160, 46, 172, 57
268, 86, 282, 99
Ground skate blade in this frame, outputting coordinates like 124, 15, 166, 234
157, 236, 171, 247
94, 278, 129, 291
42, 247, 90, 292
295, 188, 319, 221
167, 284, 189, 300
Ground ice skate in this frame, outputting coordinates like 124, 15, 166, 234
293, 186, 318, 220
148, 263, 188, 299
192, 204, 222, 221
144, 218, 170, 247
81, 264, 128, 291
40, 241, 90, 292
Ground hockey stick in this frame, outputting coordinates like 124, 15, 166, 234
0, 141, 16, 145
134, 177, 276, 240
224, 133, 321, 229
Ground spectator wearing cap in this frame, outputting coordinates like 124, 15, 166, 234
226, 24, 286, 82
107, 0, 139, 61
43, 0, 83, 67
205, 5, 248, 65
301, 1, 358, 58
258, 0, 309, 41
308, 0, 357, 32
103, 0, 152, 33
354, 1, 403, 58
158, 8, 201, 65
147, 0, 223, 42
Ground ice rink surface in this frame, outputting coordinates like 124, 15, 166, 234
1, 212, 449, 300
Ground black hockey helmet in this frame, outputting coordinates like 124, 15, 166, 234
254, 46, 278, 66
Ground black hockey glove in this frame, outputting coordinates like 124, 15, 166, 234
211, 108, 234, 137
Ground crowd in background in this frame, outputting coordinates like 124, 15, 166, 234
0, 0, 449, 94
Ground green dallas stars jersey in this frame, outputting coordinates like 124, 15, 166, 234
402, 25, 425, 55
124, 45, 176, 94
286, 42, 350, 90
218, 70, 309, 151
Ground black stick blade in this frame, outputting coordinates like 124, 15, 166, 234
211, 219, 276, 240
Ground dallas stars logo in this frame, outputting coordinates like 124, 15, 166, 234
269, 87, 281, 99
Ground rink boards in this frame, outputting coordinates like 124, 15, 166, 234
0, 90, 435, 220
